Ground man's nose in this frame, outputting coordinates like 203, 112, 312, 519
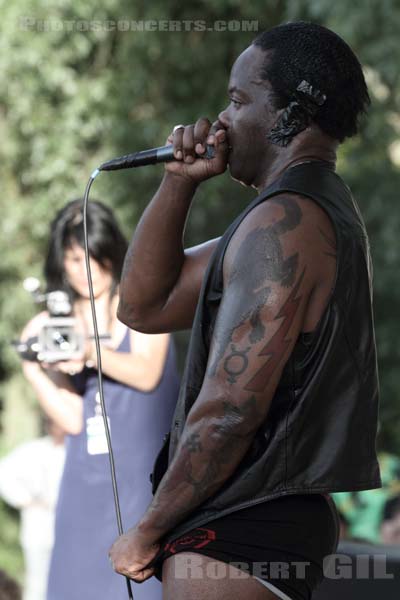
217, 108, 229, 129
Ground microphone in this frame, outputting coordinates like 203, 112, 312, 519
99, 143, 215, 172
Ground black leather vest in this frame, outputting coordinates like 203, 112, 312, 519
152, 162, 381, 542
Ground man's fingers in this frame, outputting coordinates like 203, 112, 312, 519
208, 119, 225, 137
132, 567, 155, 583
205, 120, 228, 157
112, 564, 155, 583
182, 125, 196, 163
169, 118, 226, 162
214, 128, 228, 151
193, 117, 212, 154
172, 127, 184, 160
164, 118, 228, 180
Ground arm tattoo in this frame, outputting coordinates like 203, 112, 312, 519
223, 344, 251, 384
220, 268, 305, 389
138, 199, 306, 536
183, 433, 203, 453
244, 268, 305, 392
208, 196, 302, 377
147, 395, 260, 531
172, 397, 258, 498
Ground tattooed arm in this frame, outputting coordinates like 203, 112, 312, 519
109, 194, 329, 580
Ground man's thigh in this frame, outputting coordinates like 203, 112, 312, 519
162, 552, 282, 600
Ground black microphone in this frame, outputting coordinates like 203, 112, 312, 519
99, 143, 215, 172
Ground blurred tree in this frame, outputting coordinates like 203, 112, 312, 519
0, 500, 23, 581
0, 0, 399, 576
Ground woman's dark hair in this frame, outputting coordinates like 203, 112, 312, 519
253, 21, 370, 142
44, 199, 128, 300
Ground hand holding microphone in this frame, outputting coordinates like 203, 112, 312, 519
165, 117, 229, 183
98, 118, 229, 184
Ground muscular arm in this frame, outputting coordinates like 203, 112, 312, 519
136, 195, 320, 539
117, 119, 228, 334
117, 173, 220, 333
118, 173, 195, 327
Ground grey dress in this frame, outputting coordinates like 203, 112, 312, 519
47, 329, 180, 600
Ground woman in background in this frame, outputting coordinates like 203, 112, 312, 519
21, 199, 180, 600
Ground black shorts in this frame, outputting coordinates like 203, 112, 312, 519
154, 493, 340, 600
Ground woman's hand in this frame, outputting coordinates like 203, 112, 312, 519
42, 334, 96, 376
20, 311, 49, 381
20, 313, 93, 379
44, 357, 86, 377
20, 311, 49, 343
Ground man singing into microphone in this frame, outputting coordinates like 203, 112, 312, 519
110, 22, 381, 600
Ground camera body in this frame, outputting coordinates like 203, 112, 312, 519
37, 316, 84, 363
37, 290, 84, 363
14, 281, 85, 363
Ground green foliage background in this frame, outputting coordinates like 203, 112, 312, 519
0, 0, 399, 581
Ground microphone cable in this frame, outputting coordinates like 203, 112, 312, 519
82, 140, 216, 599
82, 168, 134, 600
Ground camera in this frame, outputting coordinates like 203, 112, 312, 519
13, 278, 84, 363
